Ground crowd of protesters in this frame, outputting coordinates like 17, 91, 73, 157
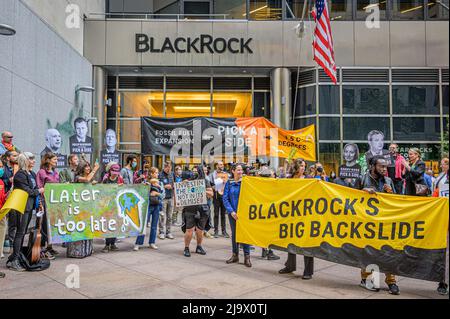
0, 130, 448, 296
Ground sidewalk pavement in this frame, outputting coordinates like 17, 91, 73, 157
0, 227, 447, 299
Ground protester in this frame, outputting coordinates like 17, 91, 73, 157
402, 148, 428, 196
7, 152, 45, 271
172, 165, 184, 227
211, 161, 230, 238
121, 155, 138, 185
134, 167, 164, 251
181, 165, 213, 257
387, 144, 406, 195
0, 131, 20, 155
309, 162, 329, 181
66, 160, 99, 258
359, 155, 400, 295
59, 154, 79, 183
1, 150, 18, 248
279, 158, 313, 279
159, 160, 175, 240
203, 166, 214, 239
36, 153, 60, 260
0, 160, 7, 263
424, 169, 435, 190
101, 162, 124, 253
223, 163, 252, 267
434, 157, 449, 295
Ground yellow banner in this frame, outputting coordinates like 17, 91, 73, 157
236, 177, 449, 251
0, 189, 29, 221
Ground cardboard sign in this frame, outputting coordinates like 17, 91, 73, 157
174, 179, 207, 208
338, 164, 361, 179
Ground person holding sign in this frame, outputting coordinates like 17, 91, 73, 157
223, 164, 252, 268
181, 165, 213, 258
402, 148, 428, 196
335, 144, 361, 189
134, 167, 164, 251
7, 153, 45, 272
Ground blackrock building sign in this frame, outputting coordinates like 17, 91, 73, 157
136, 34, 254, 54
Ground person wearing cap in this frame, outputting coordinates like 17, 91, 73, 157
101, 162, 124, 253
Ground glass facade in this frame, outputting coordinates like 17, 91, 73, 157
293, 67, 449, 174
106, 0, 449, 20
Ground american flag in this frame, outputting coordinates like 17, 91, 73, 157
312, 0, 337, 84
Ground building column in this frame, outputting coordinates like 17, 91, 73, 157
270, 67, 292, 169
92, 66, 106, 164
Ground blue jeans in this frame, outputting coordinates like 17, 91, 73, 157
135, 205, 160, 245
228, 214, 250, 256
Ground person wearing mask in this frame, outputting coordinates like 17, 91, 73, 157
359, 155, 400, 295
387, 144, 406, 195
159, 160, 175, 240
223, 164, 252, 267
434, 157, 449, 295
309, 162, 329, 182
172, 165, 184, 227
211, 161, 230, 239
1, 150, 19, 249
36, 153, 60, 260
402, 148, 428, 196
66, 160, 99, 258
121, 155, 138, 185
279, 158, 314, 279
0, 160, 7, 265
7, 153, 45, 271
59, 154, 79, 183
101, 162, 124, 253
134, 167, 164, 251
0, 131, 20, 155
182, 165, 213, 257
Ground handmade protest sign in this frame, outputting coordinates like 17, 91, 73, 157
236, 177, 449, 282
45, 184, 149, 243
174, 179, 207, 208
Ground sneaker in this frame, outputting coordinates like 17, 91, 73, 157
222, 231, 230, 238
214, 231, 219, 238
184, 247, 191, 257
196, 246, 207, 255
204, 232, 213, 239
46, 248, 59, 256
159, 234, 165, 240
149, 244, 158, 250
146, 223, 151, 228
101, 245, 110, 253
437, 283, 448, 295
7, 259, 26, 272
133, 245, 140, 251
360, 279, 380, 292
266, 250, 280, 260
110, 244, 119, 252
43, 251, 56, 260
302, 275, 312, 280
388, 283, 400, 295
166, 233, 174, 240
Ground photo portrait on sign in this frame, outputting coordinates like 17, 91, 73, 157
70, 117, 93, 154
364, 130, 391, 166
338, 143, 361, 179
40, 128, 67, 168
100, 129, 120, 166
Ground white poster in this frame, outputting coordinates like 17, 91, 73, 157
174, 179, 207, 208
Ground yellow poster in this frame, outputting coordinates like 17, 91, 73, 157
236, 177, 449, 281
0, 189, 29, 221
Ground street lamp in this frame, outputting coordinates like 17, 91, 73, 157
75, 85, 95, 93
0, 23, 16, 36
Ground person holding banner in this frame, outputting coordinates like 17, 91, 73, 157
309, 162, 329, 182
279, 158, 314, 279
36, 153, 61, 260
359, 155, 400, 295
182, 165, 213, 257
212, 161, 230, 239
2, 150, 19, 247
7, 152, 45, 272
223, 164, 252, 267
0, 160, 7, 264
66, 160, 99, 258
101, 162, 124, 253
134, 167, 164, 251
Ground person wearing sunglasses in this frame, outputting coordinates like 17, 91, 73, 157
0, 132, 20, 156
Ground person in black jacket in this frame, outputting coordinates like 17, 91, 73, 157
402, 148, 428, 196
7, 152, 45, 272
359, 155, 400, 295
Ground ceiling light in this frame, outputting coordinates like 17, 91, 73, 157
173, 106, 216, 112
245, 5, 268, 16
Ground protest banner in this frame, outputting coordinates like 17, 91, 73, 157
44, 184, 149, 243
0, 189, 28, 221
174, 179, 207, 208
236, 177, 449, 282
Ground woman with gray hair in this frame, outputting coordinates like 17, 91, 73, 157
7, 152, 45, 272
